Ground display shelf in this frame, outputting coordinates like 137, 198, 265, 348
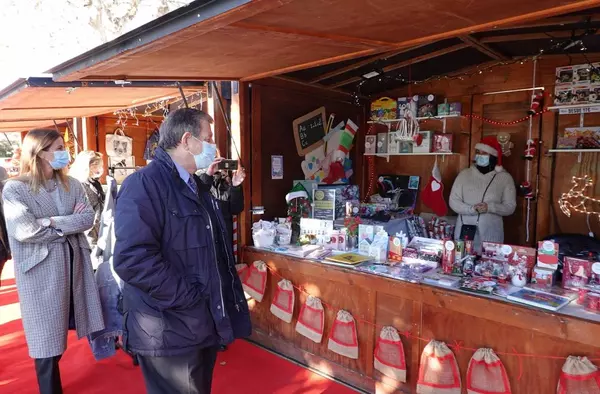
547, 148, 600, 163
367, 114, 461, 124
364, 152, 458, 162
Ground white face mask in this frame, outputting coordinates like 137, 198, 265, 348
190, 137, 217, 170
475, 154, 490, 167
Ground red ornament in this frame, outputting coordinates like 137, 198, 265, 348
519, 181, 535, 200
524, 139, 537, 160
528, 91, 544, 115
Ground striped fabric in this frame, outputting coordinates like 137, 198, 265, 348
233, 216, 238, 262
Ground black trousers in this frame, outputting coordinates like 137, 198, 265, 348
138, 347, 219, 394
34, 355, 62, 394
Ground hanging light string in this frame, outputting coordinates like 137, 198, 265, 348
351, 25, 599, 106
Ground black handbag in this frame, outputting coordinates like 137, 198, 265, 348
458, 174, 497, 241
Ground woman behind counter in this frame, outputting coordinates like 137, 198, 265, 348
449, 136, 517, 253
2, 129, 104, 394
68, 151, 106, 253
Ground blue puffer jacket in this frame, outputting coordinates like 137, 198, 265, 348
113, 148, 251, 357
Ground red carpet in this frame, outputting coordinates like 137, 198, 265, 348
0, 265, 355, 394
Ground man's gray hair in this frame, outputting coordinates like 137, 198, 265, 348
158, 108, 213, 150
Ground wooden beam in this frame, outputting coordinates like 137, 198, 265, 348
271, 76, 362, 97
308, 42, 435, 84
460, 35, 508, 60
241, 0, 600, 82
481, 30, 600, 43
54, 0, 296, 82
232, 22, 393, 48
498, 14, 600, 30
329, 44, 469, 88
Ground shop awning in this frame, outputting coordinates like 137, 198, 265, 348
0, 78, 204, 132
47, 0, 600, 83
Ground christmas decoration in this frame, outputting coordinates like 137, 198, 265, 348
242, 261, 267, 302
519, 181, 534, 200
557, 356, 600, 394
528, 90, 544, 115
374, 326, 407, 382
497, 132, 513, 157
296, 295, 325, 343
466, 348, 511, 394
558, 175, 600, 220
270, 279, 295, 323
417, 340, 461, 394
475, 136, 503, 172
286, 183, 311, 242
421, 158, 448, 217
327, 310, 359, 359
524, 139, 537, 160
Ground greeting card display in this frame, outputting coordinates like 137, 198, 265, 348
563, 256, 592, 290
537, 240, 559, 270
365, 135, 377, 154
433, 133, 454, 153
481, 242, 536, 278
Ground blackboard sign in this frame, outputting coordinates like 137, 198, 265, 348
293, 107, 326, 156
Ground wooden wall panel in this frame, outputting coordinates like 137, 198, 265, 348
251, 79, 364, 220
245, 248, 600, 394
380, 54, 600, 241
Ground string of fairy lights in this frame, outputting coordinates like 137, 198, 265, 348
350, 23, 600, 106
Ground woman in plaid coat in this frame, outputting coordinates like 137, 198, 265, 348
2, 129, 104, 394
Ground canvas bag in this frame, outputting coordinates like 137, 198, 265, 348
374, 326, 407, 382
295, 295, 324, 343
270, 279, 295, 323
242, 261, 267, 302
105, 128, 133, 158
417, 340, 461, 394
557, 356, 600, 394
235, 264, 248, 281
467, 348, 511, 394
327, 310, 358, 359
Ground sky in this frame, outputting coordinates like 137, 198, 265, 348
0, 0, 193, 89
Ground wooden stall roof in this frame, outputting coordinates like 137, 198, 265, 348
46, 0, 600, 84
0, 78, 205, 132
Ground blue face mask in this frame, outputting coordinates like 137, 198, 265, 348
475, 154, 490, 167
49, 150, 70, 170
191, 138, 217, 170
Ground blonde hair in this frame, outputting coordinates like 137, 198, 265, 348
16, 129, 69, 193
69, 151, 103, 183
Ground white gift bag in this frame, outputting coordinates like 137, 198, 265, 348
295, 295, 324, 343
241, 261, 267, 302
557, 356, 600, 394
106, 128, 133, 158
417, 340, 461, 394
327, 310, 358, 359
270, 279, 294, 323
374, 326, 407, 382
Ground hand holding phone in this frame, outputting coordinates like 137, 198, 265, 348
217, 159, 239, 171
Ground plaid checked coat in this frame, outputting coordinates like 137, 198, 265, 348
2, 177, 105, 359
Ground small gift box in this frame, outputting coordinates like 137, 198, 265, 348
433, 133, 454, 153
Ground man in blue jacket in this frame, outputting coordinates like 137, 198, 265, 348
113, 108, 251, 394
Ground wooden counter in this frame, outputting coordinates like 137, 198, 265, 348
242, 247, 600, 394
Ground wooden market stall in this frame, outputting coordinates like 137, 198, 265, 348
41, 1, 600, 393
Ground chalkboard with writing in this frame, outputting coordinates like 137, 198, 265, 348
293, 107, 326, 156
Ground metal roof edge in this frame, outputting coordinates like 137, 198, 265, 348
0, 78, 29, 103
46, 0, 250, 80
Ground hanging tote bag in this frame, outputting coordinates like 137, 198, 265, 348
466, 348, 511, 394
417, 340, 461, 394
295, 295, 324, 343
241, 261, 267, 302
327, 310, 359, 359
374, 326, 407, 382
270, 279, 295, 323
235, 264, 249, 281
105, 128, 133, 158
557, 356, 600, 394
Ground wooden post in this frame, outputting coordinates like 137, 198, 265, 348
239, 82, 253, 247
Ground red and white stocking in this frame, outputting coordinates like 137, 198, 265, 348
421, 159, 448, 217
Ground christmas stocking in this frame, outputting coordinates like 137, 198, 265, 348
421, 159, 448, 217
338, 119, 358, 154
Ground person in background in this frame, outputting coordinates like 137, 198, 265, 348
69, 151, 106, 252
2, 129, 104, 394
450, 136, 516, 253
113, 108, 251, 394
197, 156, 245, 353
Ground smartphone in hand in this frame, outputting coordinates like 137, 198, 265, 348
217, 159, 238, 171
